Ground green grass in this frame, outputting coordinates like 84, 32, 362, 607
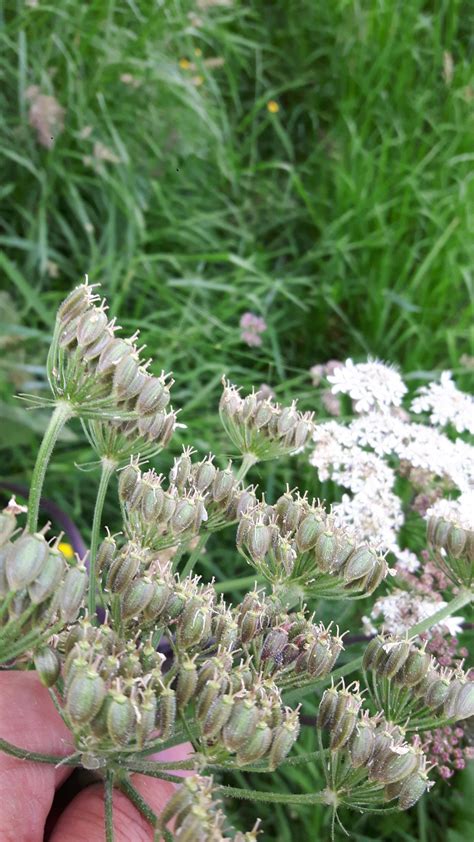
1, 1, 474, 839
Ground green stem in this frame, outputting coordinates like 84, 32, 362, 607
179, 533, 209, 579
27, 401, 73, 533
88, 458, 116, 619
235, 452, 258, 483
118, 774, 158, 828
214, 784, 328, 806
120, 759, 184, 784
104, 768, 115, 842
214, 574, 263, 593
0, 736, 80, 766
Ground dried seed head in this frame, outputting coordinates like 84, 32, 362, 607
34, 646, 61, 687
5, 531, 49, 591
58, 564, 87, 622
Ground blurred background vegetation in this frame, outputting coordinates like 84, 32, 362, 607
0, 1, 473, 839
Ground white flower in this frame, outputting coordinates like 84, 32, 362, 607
327, 358, 407, 413
425, 491, 474, 531
368, 590, 464, 637
411, 371, 474, 434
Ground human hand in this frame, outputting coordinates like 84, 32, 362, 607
0, 671, 191, 841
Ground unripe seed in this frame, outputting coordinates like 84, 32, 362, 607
196, 679, 222, 721
434, 518, 450, 548
34, 646, 61, 687
398, 771, 429, 810
177, 605, 211, 648
107, 691, 137, 746
82, 330, 112, 362
268, 716, 300, 770
96, 535, 116, 575
349, 720, 376, 768
447, 524, 467, 559
66, 669, 106, 725
425, 676, 450, 710
28, 547, 65, 604
277, 406, 298, 437
254, 401, 273, 429
261, 629, 288, 663
212, 469, 235, 504
235, 489, 257, 518
6, 532, 49, 591
237, 721, 273, 765
307, 639, 333, 677
194, 459, 216, 493
222, 697, 260, 752
362, 555, 387, 593
330, 711, 358, 750
444, 679, 474, 720
377, 747, 420, 785
246, 522, 272, 561
137, 376, 170, 415
342, 547, 377, 583
314, 531, 338, 572
121, 577, 155, 620
203, 693, 235, 740
379, 641, 411, 679
96, 338, 131, 376
76, 308, 108, 347
0, 512, 17, 546
113, 353, 139, 398
169, 453, 192, 489
107, 547, 141, 593
158, 687, 176, 739
164, 589, 186, 620
59, 565, 87, 622
57, 285, 91, 325
398, 649, 431, 687
176, 659, 198, 711
171, 499, 196, 533
363, 636, 385, 671
293, 418, 312, 449
118, 463, 140, 504
295, 513, 325, 553
135, 691, 158, 747
143, 579, 170, 620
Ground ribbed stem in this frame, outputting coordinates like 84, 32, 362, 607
214, 784, 329, 806
88, 458, 116, 619
27, 401, 73, 533
104, 769, 115, 842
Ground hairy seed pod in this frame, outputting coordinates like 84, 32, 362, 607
158, 687, 176, 739
362, 555, 387, 593
159, 777, 197, 828
307, 639, 333, 677
34, 646, 61, 687
212, 468, 235, 504
237, 721, 273, 765
171, 499, 196, 534
28, 547, 65, 604
397, 771, 429, 810
76, 307, 108, 347
363, 635, 385, 671
178, 605, 211, 649
222, 697, 260, 752
58, 565, 87, 622
176, 659, 198, 711
66, 669, 106, 726
164, 588, 187, 620
196, 679, 223, 721
135, 690, 158, 747
444, 679, 474, 720
203, 693, 234, 740
434, 518, 450, 548
106, 547, 141, 594
446, 524, 467, 559
121, 577, 155, 620
377, 641, 410, 679
96, 534, 116, 576
143, 578, 170, 620
268, 715, 300, 770
82, 329, 112, 362
0, 511, 17, 547
424, 675, 450, 710
314, 531, 338, 572
295, 513, 325, 553
277, 406, 298, 437
113, 353, 139, 398
246, 522, 272, 562
96, 337, 131, 376
107, 691, 137, 746
235, 489, 257, 518
118, 463, 141, 504
254, 401, 273, 429
194, 459, 216, 493
57, 285, 92, 325
261, 629, 288, 663
377, 747, 420, 785
5, 531, 49, 591
398, 648, 431, 687
349, 719, 376, 768
293, 418, 312, 449
330, 710, 358, 750
137, 376, 170, 415
170, 452, 192, 489
342, 546, 377, 583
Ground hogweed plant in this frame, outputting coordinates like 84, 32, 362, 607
0, 285, 473, 840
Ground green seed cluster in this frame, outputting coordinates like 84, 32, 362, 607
317, 683, 432, 811
363, 635, 474, 722
427, 515, 474, 588
236, 489, 388, 598
162, 776, 261, 841
219, 377, 314, 462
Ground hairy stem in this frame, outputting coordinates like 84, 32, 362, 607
118, 774, 158, 828
104, 768, 115, 842
88, 458, 116, 619
27, 401, 73, 533
235, 452, 258, 483
214, 784, 328, 806
0, 736, 80, 766
179, 532, 209, 579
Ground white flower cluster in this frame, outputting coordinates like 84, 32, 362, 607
425, 490, 474, 532
362, 590, 464, 638
327, 357, 407, 413
310, 360, 474, 569
411, 371, 474, 435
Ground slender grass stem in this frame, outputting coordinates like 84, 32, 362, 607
88, 458, 116, 619
27, 401, 73, 534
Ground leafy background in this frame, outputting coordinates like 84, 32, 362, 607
0, 1, 473, 839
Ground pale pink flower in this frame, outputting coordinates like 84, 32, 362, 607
239, 312, 267, 347
26, 85, 64, 149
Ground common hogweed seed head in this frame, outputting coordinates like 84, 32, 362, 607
58, 564, 87, 622
5, 530, 49, 591
34, 646, 61, 687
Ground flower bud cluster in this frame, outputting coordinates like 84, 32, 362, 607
219, 377, 314, 461
363, 635, 474, 723
427, 514, 473, 587
317, 682, 433, 811
236, 491, 388, 599
50, 282, 178, 451
162, 776, 261, 841
0, 517, 86, 660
